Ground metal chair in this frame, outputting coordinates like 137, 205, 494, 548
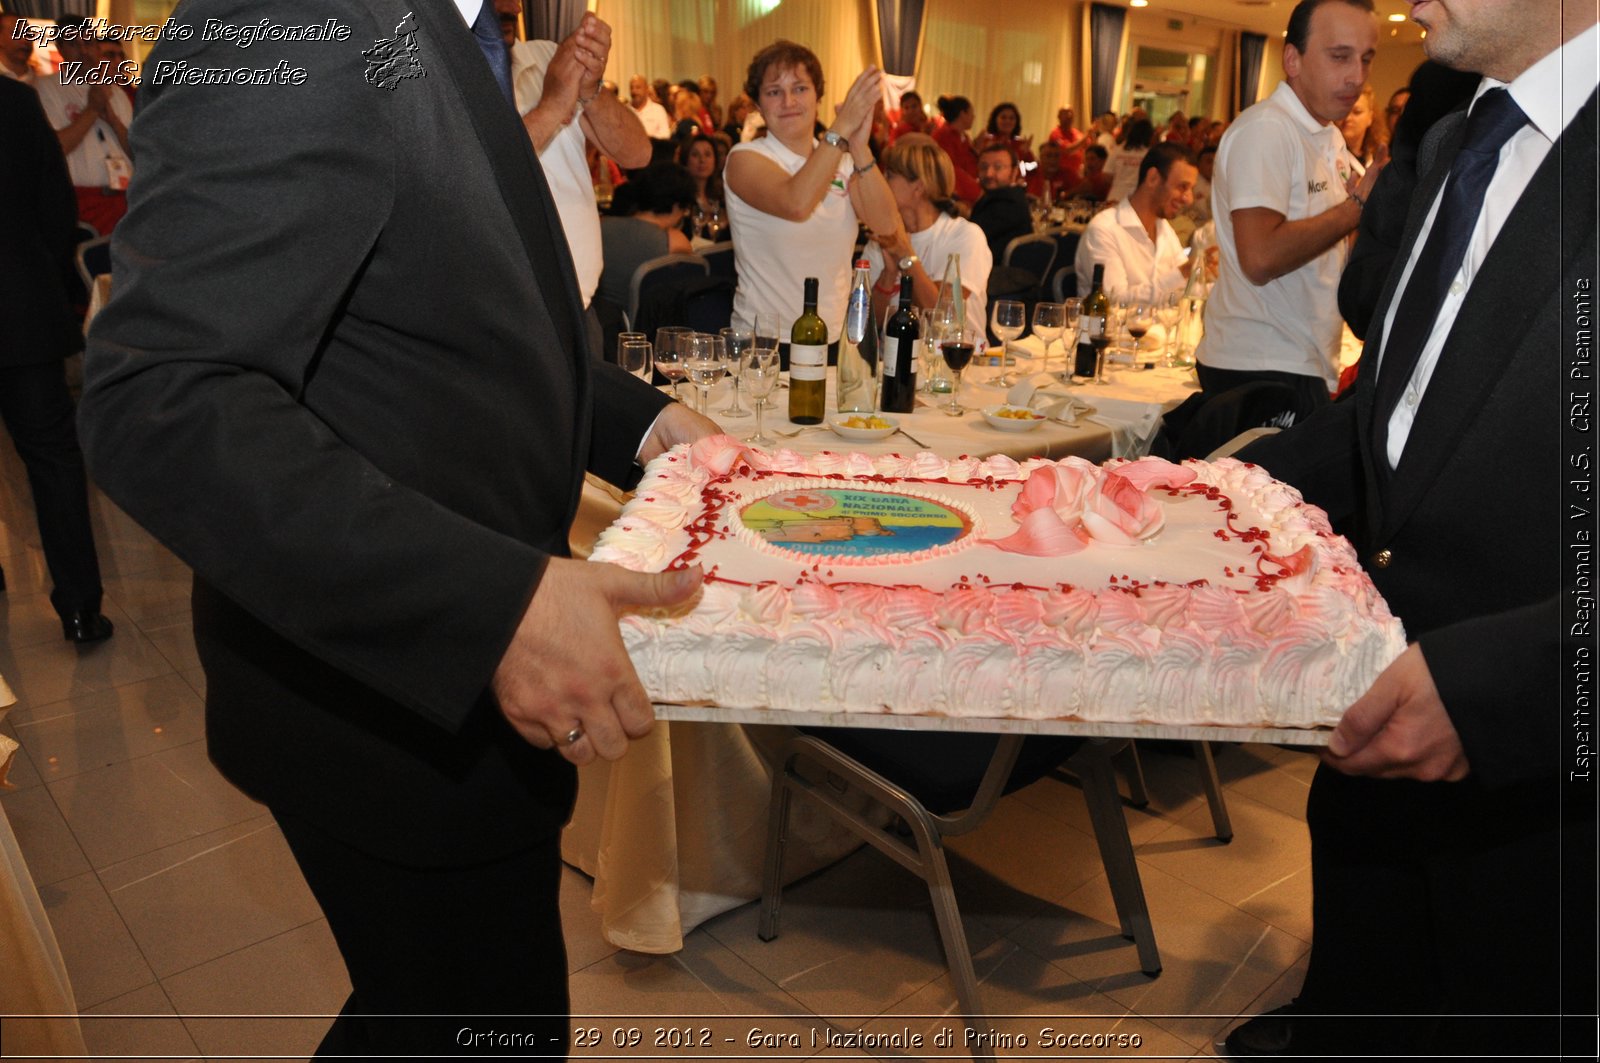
1000, 232, 1057, 287
1046, 226, 1081, 300
626, 252, 710, 334
759, 731, 1160, 1062
700, 240, 736, 280
75, 236, 112, 293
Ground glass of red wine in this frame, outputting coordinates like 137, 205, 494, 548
940, 332, 975, 416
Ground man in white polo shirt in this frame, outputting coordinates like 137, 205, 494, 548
33, 17, 133, 234
1074, 142, 1210, 306
1196, 0, 1382, 421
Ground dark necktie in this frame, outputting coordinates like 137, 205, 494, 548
1373, 87, 1528, 467
470, 0, 514, 107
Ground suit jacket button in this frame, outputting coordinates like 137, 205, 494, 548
1372, 548, 1392, 569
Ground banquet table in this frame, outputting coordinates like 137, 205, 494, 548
0, 679, 91, 1061
559, 355, 1202, 953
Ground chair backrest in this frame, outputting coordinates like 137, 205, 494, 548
1051, 264, 1077, 301
1046, 227, 1080, 301
683, 278, 735, 334
627, 253, 710, 328
75, 220, 100, 244
700, 241, 736, 279
1165, 382, 1299, 461
75, 236, 113, 292
1001, 233, 1056, 283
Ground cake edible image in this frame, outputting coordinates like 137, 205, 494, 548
741, 488, 974, 559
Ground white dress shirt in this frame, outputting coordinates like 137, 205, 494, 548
1379, 22, 1600, 467
1074, 199, 1188, 306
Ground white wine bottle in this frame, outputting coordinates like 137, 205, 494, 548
788, 276, 827, 424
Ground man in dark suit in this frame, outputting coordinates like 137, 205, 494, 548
0, 76, 112, 642
1223, 0, 1597, 1056
77, 0, 715, 1056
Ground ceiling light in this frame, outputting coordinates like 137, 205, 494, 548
1388, 13, 1407, 21
1130, 0, 1148, 6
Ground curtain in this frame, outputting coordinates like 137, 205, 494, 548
526, 0, 586, 42
1237, 31, 1266, 112
915, 0, 1079, 141
1087, 1, 1124, 118
875, 0, 924, 77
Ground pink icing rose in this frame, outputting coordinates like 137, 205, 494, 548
689, 435, 771, 476
987, 457, 1197, 556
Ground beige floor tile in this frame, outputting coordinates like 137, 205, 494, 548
0, 588, 72, 649
1232, 864, 1313, 945
162, 920, 349, 1060
0, 545, 50, 596
1135, 795, 1310, 913
103, 562, 193, 628
5, 673, 205, 783
0, 784, 90, 886
1007, 768, 1203, 848
47, 737, 265, 869
178, 665, 207, 699
0, 604, 176, 708
34, 870, 156, 1009
702, 846, 998, 1021
100, 816, 323, 978
1012, 863, 1309, 1047
1221, 759, 1313, 821
81, 981, 201, 1059
143, 619, 201, 673
943, 797, 1108, 939
2, 736, 45, 790
562, 865, 622, 974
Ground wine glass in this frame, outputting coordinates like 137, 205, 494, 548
1127, 304, 1154, 363
685, 332, 725, 415
718, 324, 753, 417
1155, 294, 1183, 367
615, 330, 646, 365
1031, 302, 1065, 376
918, 308, 948, 395
618, 339, 652, 384
743, 347, 782, 446
655, 326, 691, 401
990, 298, 1025, 385
939, 329, 974, 416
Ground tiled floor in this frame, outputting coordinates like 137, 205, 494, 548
0, 423, 1320, 1061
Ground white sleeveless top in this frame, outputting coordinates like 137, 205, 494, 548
725, 134, 859, 338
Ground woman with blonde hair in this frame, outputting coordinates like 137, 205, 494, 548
1340, 84, 1388, 167
862, 133, 992, 344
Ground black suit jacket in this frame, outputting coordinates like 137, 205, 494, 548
0, 77, 83, 366
78, 0, 669, 862
1242, 90, 1598, 789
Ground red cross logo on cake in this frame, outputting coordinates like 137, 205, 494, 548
767, 491, 834, 513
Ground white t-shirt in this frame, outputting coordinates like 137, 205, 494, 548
1074, 199, 1187, 306
1197, 81, 1360, 388
509, 40, 601, 307
631, 98, 671, 139
34, 78, 134, 189
864, 212, 993, 346
725, 134, 858, 338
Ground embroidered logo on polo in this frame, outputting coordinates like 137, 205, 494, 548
364, 13, 425, 90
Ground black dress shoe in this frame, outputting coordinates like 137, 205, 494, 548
61, 611, 114, 643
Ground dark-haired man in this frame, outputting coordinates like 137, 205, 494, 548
970, 142, 1033, 264
1196, 0, 1382, 422
1224, 0, 1597, 1056
1074, 143, 1208, 305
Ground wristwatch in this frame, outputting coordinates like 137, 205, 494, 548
820, 129, 850, 153
897, 253, 920, 272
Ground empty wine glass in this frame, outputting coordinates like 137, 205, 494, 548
615, 331, 646, 365
990, 298, 1026, 385
685, 332, 725, 414
1155, 293, 1183, 367
743, 347, 782, 446
1031, 302, 1065, 375
718, 324, 753, 417
655, 326, 691, 401
618, 339, 652, 383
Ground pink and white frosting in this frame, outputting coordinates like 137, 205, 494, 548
591, 436, 1407, 729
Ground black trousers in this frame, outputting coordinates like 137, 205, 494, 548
274, 811, 570, 1061
1194, 362, 1332, 427
0, 359, 103, 616
1294, 764, 1565, 1055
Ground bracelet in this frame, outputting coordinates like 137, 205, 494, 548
577, 87, 600, 107
873, 280, 897, 294
852, 159, 876, 176
1349, 189, 1366, 209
